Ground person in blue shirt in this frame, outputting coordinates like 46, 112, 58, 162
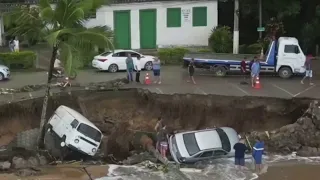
152, 57, 161, 84
233, 139, 248, 169
250, 58, 260, 87
252, 137, 264, 173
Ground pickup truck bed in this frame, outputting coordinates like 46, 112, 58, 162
183, 53, 257, 61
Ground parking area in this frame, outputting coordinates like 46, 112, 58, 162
125, 67, 320, 99
0, 66, 319, 102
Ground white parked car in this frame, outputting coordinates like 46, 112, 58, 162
169, 127, 239, 164
0, 64, 10, 81
46, 105, 103, 156
92, 49, 155, 72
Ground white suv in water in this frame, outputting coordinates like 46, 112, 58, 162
169, 127, 239, 164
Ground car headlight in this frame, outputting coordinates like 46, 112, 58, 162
74, 139, 79, 143
92, 148, 96, 153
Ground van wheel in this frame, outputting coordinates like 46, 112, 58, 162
279, 67, 292, 79
44, 131, 61, 158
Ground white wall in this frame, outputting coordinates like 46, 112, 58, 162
84, 1, 218, 49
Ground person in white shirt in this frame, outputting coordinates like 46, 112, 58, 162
135, 56, 142, 83
54, 58, 64, 73
13, 37, 19, 52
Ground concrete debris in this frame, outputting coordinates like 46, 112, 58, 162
248, 100, 320, 156
0, 161, 11, 170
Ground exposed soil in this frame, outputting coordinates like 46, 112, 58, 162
0, 89, 313, 159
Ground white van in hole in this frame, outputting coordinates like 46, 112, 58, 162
47, 105, 103, 156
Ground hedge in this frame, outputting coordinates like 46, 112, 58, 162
157, 47, 189, 64
0, 51, 36, 69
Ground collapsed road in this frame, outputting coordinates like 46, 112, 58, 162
0, 88, 319, 176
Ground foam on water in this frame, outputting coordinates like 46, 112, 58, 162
97, 153, 320, 180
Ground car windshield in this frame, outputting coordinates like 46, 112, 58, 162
100, 52, 111, 56
216, 128, 231, 152
183, 133, 200, 156
77, 123, 102, 142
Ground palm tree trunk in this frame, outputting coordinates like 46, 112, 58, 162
37, 46, 58, 149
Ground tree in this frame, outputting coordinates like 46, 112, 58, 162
4, 0, 114, 148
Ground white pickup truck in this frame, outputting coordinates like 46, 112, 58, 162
183, 37, 307, 78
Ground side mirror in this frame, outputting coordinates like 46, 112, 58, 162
141, 56, 145, 58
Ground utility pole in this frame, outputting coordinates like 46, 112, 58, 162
233, 0, 239, 54
258, 0, 262, 39
0, 16, 3, 46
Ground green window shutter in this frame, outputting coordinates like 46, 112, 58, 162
192, 7, 207, 27
167, 8, 181, 27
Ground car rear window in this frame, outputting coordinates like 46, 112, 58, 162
100, 52, 111, 56
216, 128, 231, 152
183, 133, 200, 156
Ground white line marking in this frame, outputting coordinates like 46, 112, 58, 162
272, 84, 294, 96
155, 88, 163, 94
230, 84, 249, 95
294, 85, 316, 97
196, 88, 207, 95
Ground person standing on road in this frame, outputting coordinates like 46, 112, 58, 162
251, 58, 260, 87
153, 57, 161, 84
301, 54, 314, 85
126, 53, 134, 82
233, 139, 248, 169
187, 58, 196, 84
252, 137, 264, 173
9, 38, 15, 52
135, 56, 141, 83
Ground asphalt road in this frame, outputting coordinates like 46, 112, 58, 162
0, 66, 319, 103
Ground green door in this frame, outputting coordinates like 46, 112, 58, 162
139, 9, 157, 49
114, 10, 131, 49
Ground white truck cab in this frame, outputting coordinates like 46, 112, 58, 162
47, 105, 102, 156
276, 37, 306, 77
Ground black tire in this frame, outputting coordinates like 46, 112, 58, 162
215, 66, 227, 77
144, 61, 153, 71
278, 67, 293, 79
0, 72, 4, 81
16, 128, 40, 151
44, 131, 61, 158
108, 64, 118, 73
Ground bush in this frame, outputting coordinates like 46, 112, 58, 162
208, 26, 233, 53
157, 47, 189, 64
0, 51, 36, 69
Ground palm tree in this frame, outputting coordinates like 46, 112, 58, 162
4, 0, 114, 148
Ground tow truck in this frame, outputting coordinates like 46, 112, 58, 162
183, 37, 307, 79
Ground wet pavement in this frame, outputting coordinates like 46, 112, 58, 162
0, 66, 319, 103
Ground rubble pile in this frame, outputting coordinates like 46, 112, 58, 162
249, 100, 320, 156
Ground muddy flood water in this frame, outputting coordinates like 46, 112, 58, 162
0, 89, 319, 179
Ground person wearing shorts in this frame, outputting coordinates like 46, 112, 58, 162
250, 59, 260, 87
301, 54, 314, 85
252, 137, 264, 173
233, 139, 248, 169
187, 58, 196, 84
153, 58, 161, 84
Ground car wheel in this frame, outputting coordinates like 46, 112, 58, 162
108, 64, 118, 73
0, 72, 4, 81
278, 67, 292, 79
215, 66, 227, 77
144, 61, 153, 71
